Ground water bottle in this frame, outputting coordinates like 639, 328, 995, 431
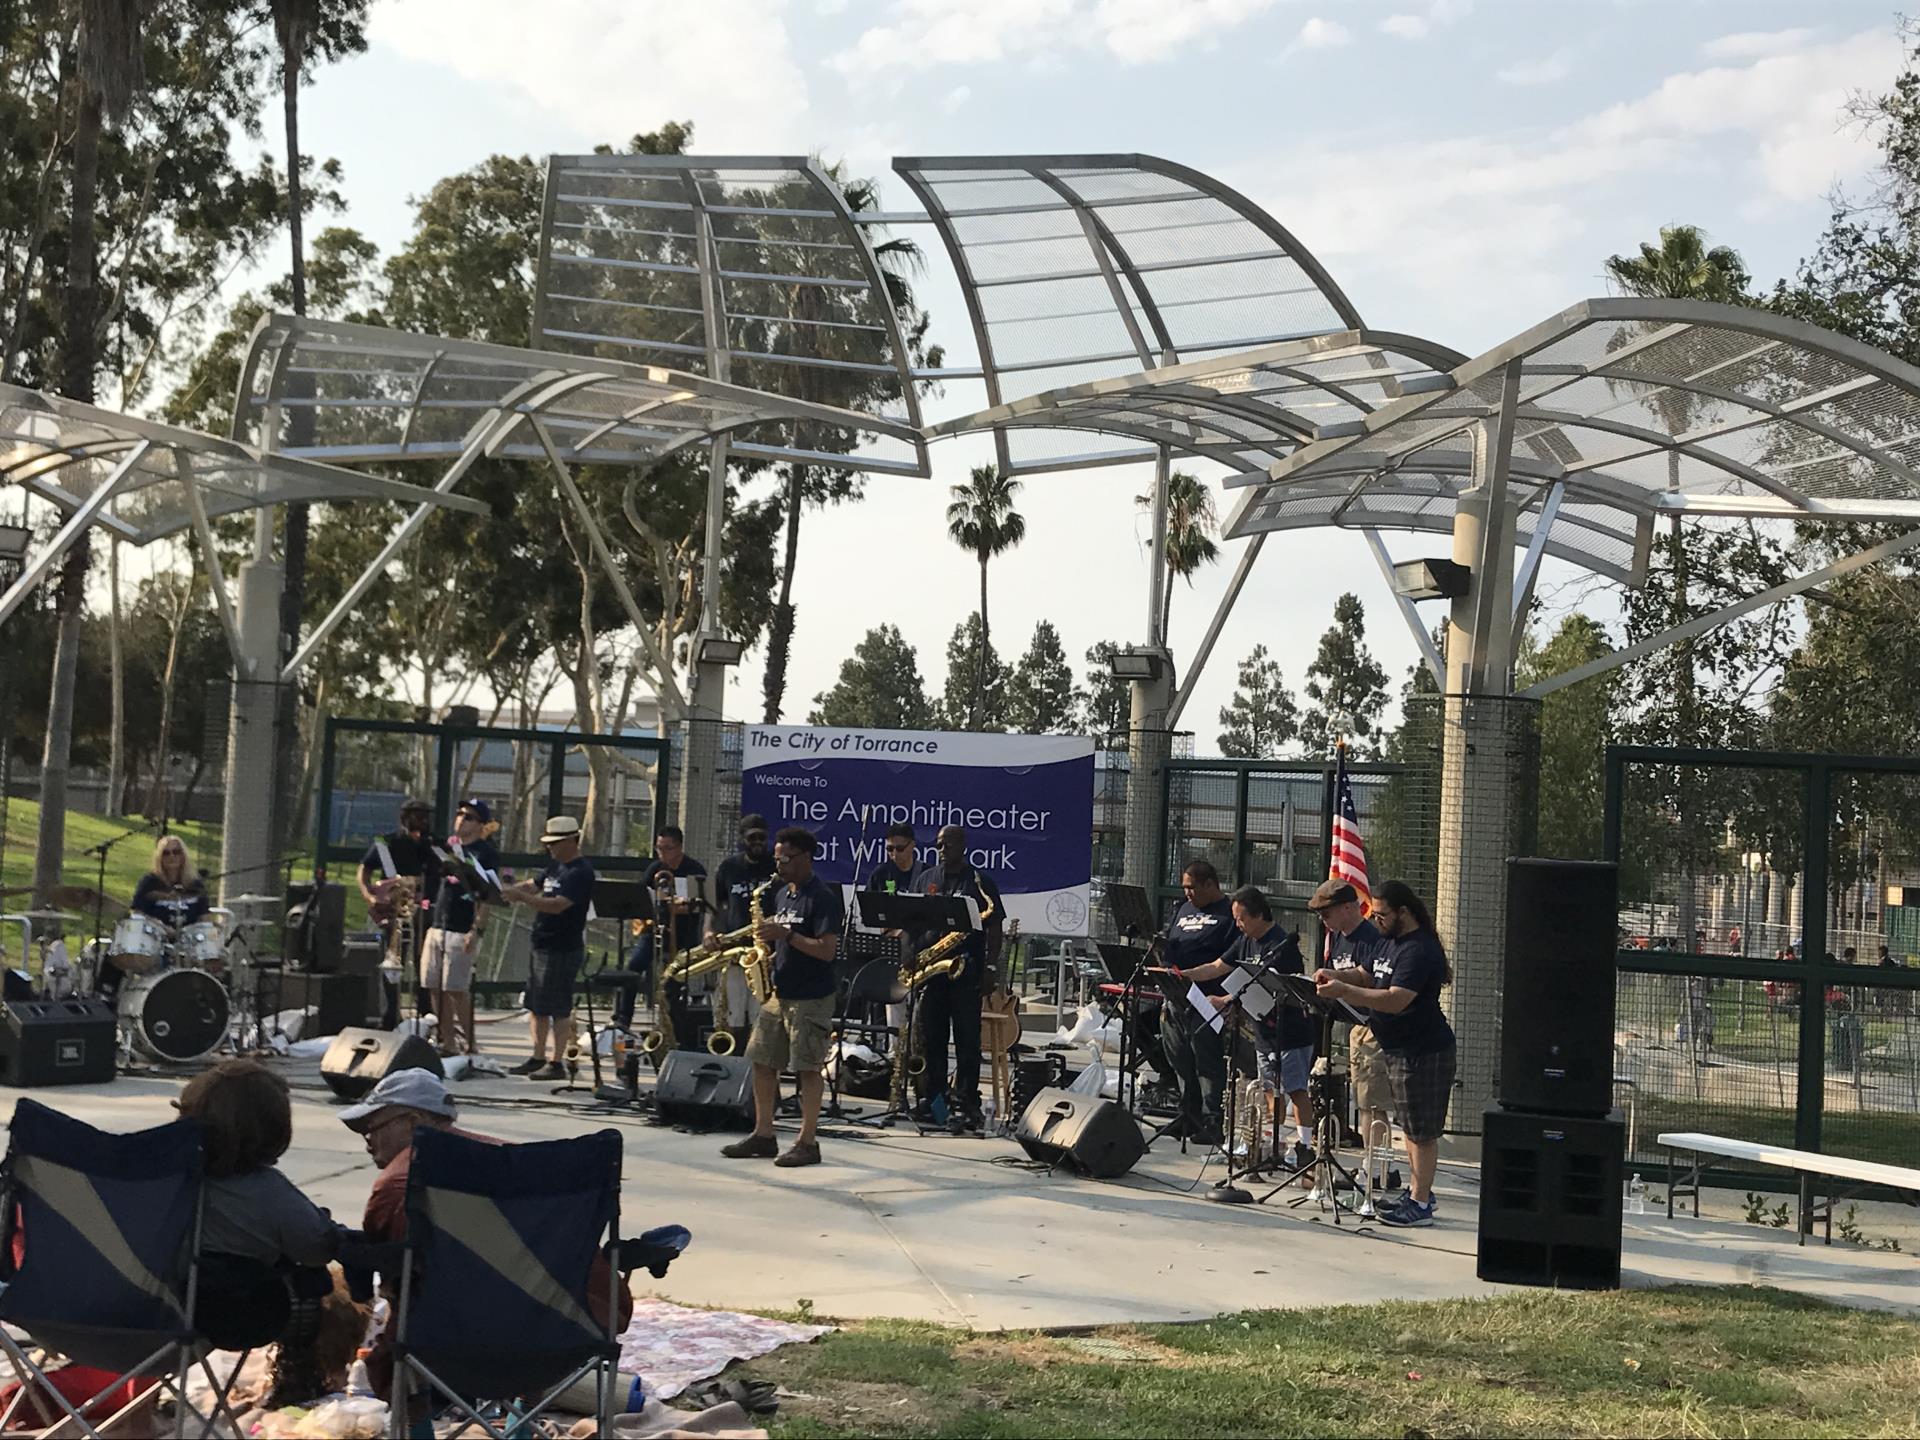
982, 1095, 998, 1135
346, 1353, 374, 1397
1628, 1173, 1647, 1215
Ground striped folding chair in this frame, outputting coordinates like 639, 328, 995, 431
390, 1127, 624, 1439
0, 1099, 252, 1438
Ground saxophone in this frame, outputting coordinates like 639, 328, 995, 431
667, 920, 755, 984
383, 876, 418, 968
900, 886, 994, 990
740, 882, 774, 1005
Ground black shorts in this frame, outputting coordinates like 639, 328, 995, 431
524, 945, 584, 1018
1385, 1042, 1456, 1143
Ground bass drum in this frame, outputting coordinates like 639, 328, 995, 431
119, 968, 229, 1063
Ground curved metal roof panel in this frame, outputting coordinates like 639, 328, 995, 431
530, 154, 930, 474
896, 153, 1361, 473
929, 328, 1463, 476
0, 381, 489, 546
1229, 299, 1920, 571
231, 313, 928, 475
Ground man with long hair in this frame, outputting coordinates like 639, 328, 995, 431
1314, 878, 1456, 1227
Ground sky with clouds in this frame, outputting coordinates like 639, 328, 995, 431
281, 0, 1908, 742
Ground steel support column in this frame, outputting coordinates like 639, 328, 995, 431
218, 547, 287, 904
1434, 363, 1538, 1131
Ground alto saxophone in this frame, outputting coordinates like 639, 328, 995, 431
740, 882, 774, 1005
900, 887, 994, 990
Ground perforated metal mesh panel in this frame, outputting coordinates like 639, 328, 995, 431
1230, 299, 1920, 584
897, 154, 1362, 474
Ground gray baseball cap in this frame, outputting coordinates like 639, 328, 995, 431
338, 1067, 456, 1130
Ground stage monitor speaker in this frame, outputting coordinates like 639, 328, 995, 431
320, 1027, 444, 1100
1016, 1087, 1144, 1179
652, 1051, 755, 1130
285, 881, 346, 972
1502, 858, 1619, 1117
0, 998, 118, 1087
1477, 1105, 1624, 1290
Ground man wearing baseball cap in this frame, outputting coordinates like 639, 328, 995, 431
421, 798, 500, 1057
499, 817, 596, 1081
1308, 878, 1394, 1193
339, 1069, 483, 1242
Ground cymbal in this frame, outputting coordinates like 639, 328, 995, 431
227, 894, 281, 906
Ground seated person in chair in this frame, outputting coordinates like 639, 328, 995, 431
174, 1060, 359, 1405
340, 1070, 634, 1399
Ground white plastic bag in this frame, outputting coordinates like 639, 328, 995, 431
1065, 1043, 1107, 1097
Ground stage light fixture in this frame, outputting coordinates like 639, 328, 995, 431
1106, 648, 1164, 682
1391, 557, 1471, 601
696, 635, 744, 667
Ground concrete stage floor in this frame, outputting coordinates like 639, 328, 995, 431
10, 1024, 1915, 1330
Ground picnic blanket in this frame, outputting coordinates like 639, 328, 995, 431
617, 1299, 831, 1400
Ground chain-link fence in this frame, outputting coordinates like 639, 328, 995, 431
1606, 747, 1920, 1180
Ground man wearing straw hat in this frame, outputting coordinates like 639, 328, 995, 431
498, 816, 596, 1081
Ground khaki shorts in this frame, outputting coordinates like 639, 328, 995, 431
1349, 1024, 1392, 1113
745, 993, 835, 1073
420, 928, 476, 992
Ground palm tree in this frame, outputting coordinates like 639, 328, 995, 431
1134, 470, 1219, 637
33, 0, 146, 906
945, 465, 1026, 728
1604, 224, 1749, 303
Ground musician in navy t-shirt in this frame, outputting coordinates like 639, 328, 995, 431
1315, 878, 1457, 1228
1151, 858, 1238, 1145
499, 816, 597, 1083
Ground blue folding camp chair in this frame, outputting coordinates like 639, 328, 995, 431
389, 1127, 627, 1439
0, 1099, 256, 1439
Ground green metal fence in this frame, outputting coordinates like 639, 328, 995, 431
1604, 746, 1920, 1193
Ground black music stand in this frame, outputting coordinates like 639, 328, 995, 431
825, 917, 908, 1122
1257, 972, 1371, 1223
854, 892, 977, 1131
568, 881, 658, 1104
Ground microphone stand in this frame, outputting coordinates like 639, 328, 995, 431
87, 814, 163, 952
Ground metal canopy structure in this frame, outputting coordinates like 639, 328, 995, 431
0, 382, 488, 652
896, 153, 1364, 475
530, 153, 930, 476
1226, 298, 1920, 583
232, 312, 925, 474
929, 328, 1464, 477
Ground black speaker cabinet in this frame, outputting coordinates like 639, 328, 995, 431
278, 971, 380, 1038
1477, 1105, 1624, 1290
285, 881, 346, 971
653, 1051, 755, 1130
0, 999, 118, 1087
1502, 858, 1619, 1117
1015, 1087, 1145, 1179
320, 1026, 445, 1100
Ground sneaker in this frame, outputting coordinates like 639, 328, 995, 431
531, 1061, 567, 1081
774, 1139, 822, 1168
1385, 1167, 1403, 1193
720, 1134, 778, 1159
507, 1056, 545, 1075
910, 1100, 937, 1125
1378, 1194, 1437, 1227
1288, 1143, 1317, 1172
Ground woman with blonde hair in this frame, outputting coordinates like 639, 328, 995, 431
131, 834, 210, 931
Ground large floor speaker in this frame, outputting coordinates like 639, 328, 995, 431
1015, 1087, 1145, 1179
653, 1051, 755, 1130
1502, 858, 1619, 1117
0, 999, 118, 1086
321, 1027, 445, 1100
279, 971, 380, 1038
1477, 1105, 1624, 1290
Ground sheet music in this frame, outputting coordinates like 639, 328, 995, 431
1187, 982, 1225, 1033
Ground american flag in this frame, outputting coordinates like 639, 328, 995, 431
1329, 745, 1372, 917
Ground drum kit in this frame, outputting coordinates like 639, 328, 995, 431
101, 911, 235, 1064
2, 900, 260, 1067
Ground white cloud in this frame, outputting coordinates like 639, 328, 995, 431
941, 84, 972, 114
1498, 49, 1571, 87
1293, 16, 1352, 51
1231, 27, 1901, 318
368, 0, 810, 151
829, 0, 1278, 80
1377, 0, 1470, 41
1701, 28, 1818, 62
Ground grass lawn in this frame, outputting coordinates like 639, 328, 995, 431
749, 1286, 1920, 1439
0, 797, 223, 910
